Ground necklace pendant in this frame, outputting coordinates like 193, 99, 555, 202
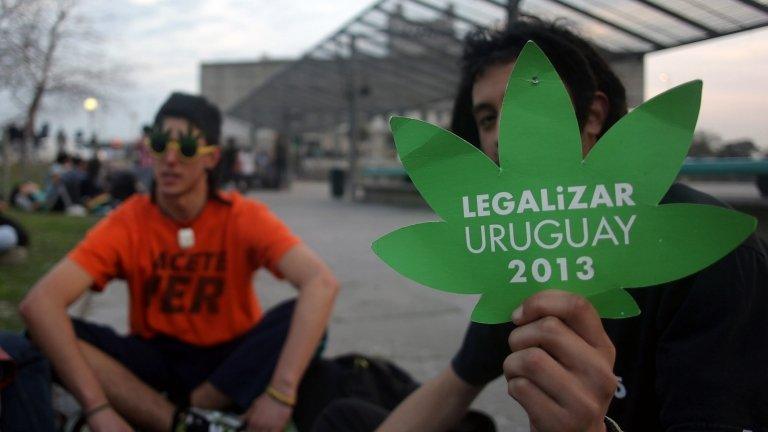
178, 228, 195, 249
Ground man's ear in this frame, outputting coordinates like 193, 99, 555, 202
581, 91, 609, 156
204, 147, 221, 169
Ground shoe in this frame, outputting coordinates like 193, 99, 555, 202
173, 407, 244, 432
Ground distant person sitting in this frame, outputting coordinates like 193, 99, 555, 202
45, 152, 74, 212
79, 158, 104, 203
135, 125, 155, 193
85, 169, 138, 215
10, 182, 45, 212
61, 156, 88, 205
50, 152, 71, 178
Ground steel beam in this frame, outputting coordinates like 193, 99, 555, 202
407, 0, 487, 29
732, 0, 768, 14
356, 17, 462, 60
543, 0, 663, 49
634, 0, 716, 36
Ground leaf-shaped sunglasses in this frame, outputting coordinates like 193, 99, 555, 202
146, 126, 216, 160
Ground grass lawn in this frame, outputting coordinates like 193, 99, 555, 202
0, 210, 99, 330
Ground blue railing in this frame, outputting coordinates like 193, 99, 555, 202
364, 158, 768, 177
679, 157, 768, 175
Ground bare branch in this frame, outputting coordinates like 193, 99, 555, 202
1, 0, 131, 167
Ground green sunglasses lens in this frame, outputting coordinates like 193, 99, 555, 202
179, 136, 199, 158
150, 132, 167, 154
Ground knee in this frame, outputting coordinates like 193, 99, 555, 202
190, 382, 231, 410
0, 332, 44, 365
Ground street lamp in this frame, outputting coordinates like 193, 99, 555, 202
83, 97, 99, 150
83, 97, 99, 112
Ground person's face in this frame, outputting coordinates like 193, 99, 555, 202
471, 61, 606, 163
152, 117, 219, 198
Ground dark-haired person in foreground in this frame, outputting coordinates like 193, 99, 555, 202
19, 93, 339, 432
314, 19, 767, 432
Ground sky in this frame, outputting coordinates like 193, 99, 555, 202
645, 26, 768, 149
2, 0, 767, 149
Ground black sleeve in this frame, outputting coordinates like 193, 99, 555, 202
656, 242, 768, 431
450, 321, 515, 387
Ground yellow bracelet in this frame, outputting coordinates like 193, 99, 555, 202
265, 385, 296, 407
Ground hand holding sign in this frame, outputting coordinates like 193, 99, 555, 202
372, 41, 755, 324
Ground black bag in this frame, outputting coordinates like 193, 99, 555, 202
294, 354, 495, 432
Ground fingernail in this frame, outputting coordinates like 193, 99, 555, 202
512, 305, 523, 323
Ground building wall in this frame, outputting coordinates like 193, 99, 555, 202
200, 59, 290, 145
200, 60, 289, 113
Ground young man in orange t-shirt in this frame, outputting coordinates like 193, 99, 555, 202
19, 93, 339, 432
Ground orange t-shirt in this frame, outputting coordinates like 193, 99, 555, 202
68, 192, 301, 346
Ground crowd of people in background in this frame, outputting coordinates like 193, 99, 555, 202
3, 120, 289, 225
4, 146, 288, 228
8, 152, 136, 216
0, 135, 288, 274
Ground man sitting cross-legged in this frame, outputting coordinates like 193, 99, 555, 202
19, 93, 339, 432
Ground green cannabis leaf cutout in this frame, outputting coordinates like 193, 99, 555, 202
372, 41, 756, 324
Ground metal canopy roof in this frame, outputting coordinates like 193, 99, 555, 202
230, 0, 768, 132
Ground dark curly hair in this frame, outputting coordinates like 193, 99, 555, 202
450, 17, 628, 148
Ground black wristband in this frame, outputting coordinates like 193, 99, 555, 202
84, 402, 110, 419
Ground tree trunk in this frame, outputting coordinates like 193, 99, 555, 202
20, 84, 44, 172
19, 6, 67, 172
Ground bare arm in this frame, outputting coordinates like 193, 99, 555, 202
269, 243, 339, 396
377, 367, 482, 432
19, 258, 110, 411
243, 244, 339, 431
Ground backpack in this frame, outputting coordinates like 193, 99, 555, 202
294, 354, 495, 432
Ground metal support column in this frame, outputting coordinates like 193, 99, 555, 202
345, 35, 360, 200
507, 0, 522, 22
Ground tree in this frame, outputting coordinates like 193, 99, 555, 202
0, 0, 125, 168
0, 1, 23, 66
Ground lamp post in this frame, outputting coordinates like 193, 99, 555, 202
83, 97, 99, 150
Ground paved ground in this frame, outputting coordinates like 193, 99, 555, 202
72, 180, 768, 431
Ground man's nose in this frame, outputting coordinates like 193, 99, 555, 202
161, 146, 181, 165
